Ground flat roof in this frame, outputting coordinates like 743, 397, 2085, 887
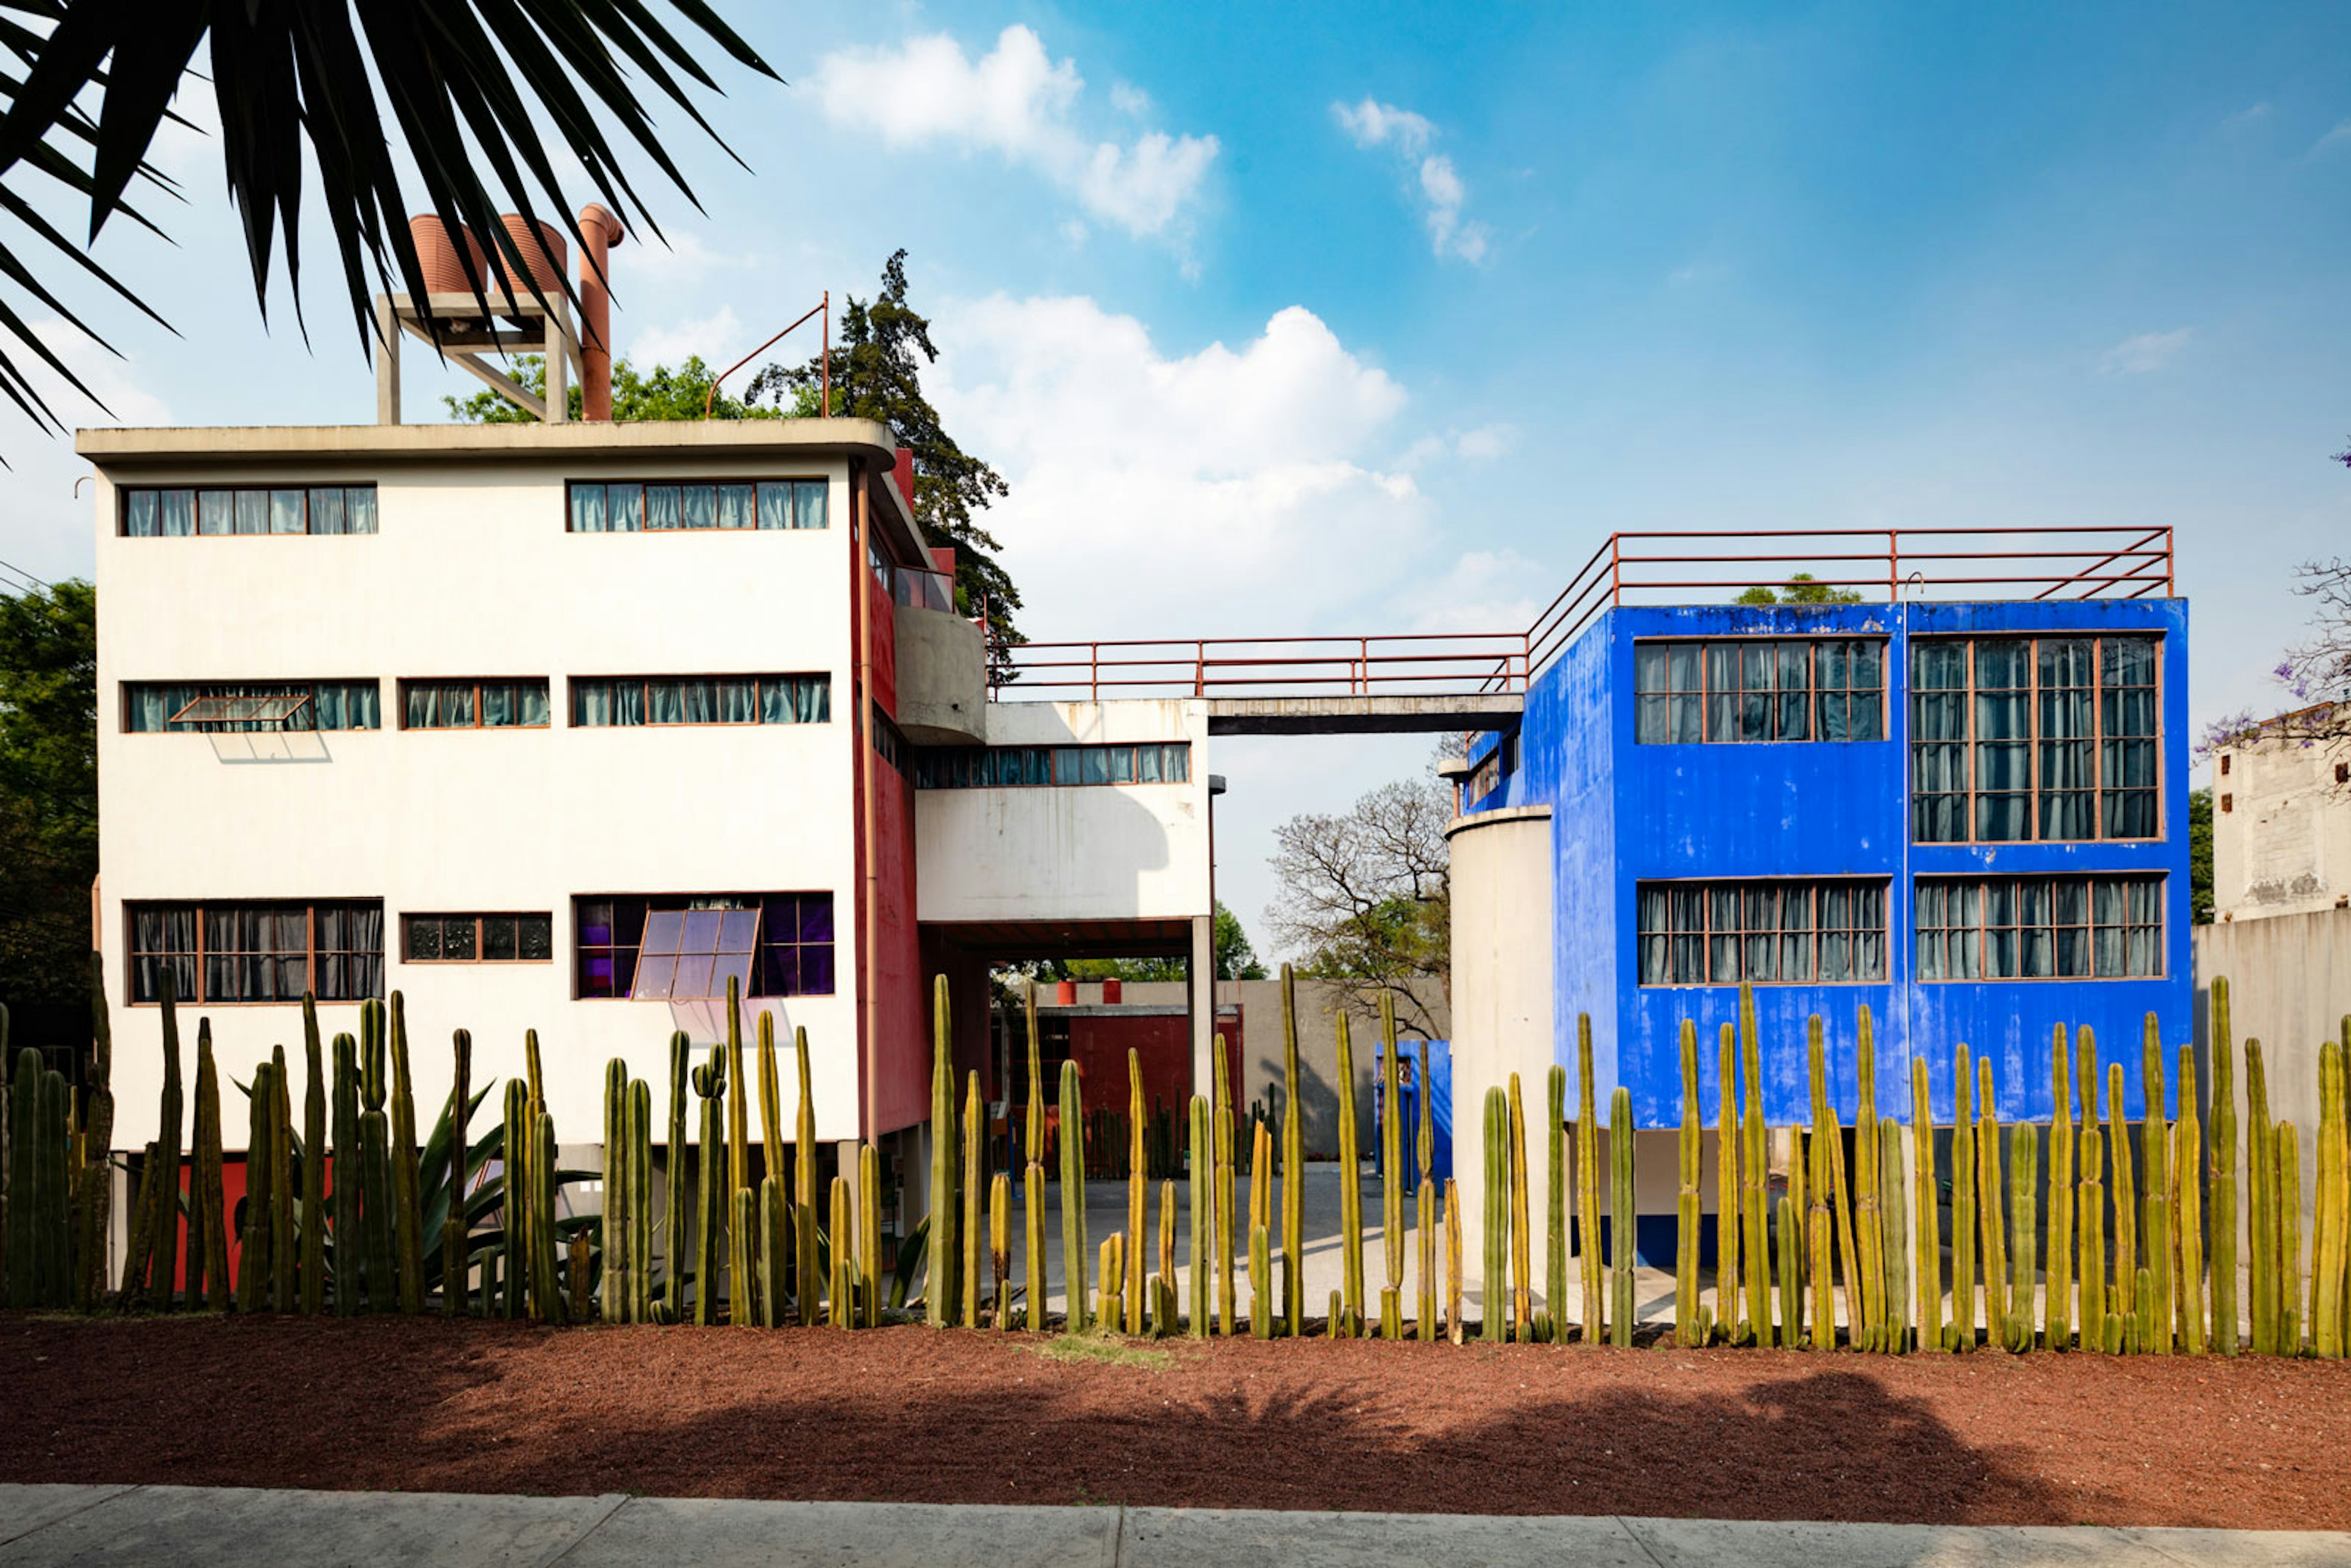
75, 418, 929, 561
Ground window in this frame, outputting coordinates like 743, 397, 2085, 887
404, 913, 553, 964
120, 485, 377, 537
569, 675, 830, 727
1634, 639, 1885, 744
1635, 879, 1888, 986
574, 895, 834, 999
122, 680, 380, 732
1465, 734, 1515, 806
913, 742, 1193, 789
1910, 635, 2161, 844
1915, 876, 2164, 980
567, 479, 827, 533
128, 901, 384, 1003
400, 679, 551, 729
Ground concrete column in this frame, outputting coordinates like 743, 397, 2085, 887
836, 1138, 861, 1215
545, 302, 570, 423
373, 296, 401, 424
1188, 911, 1216, 1101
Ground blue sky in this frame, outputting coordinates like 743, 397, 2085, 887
6, 1, 2351, 953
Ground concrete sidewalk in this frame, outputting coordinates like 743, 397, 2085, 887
2, 1485, 2343, 1567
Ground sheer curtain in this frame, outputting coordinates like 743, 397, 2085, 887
1910, 642, 1969, 841
2101, 639, 2159, 838
1775, 642, 1811, 742
1638, 885, 1670, 984
1973, 641, 2031, 842
2037, 640, 2095, 839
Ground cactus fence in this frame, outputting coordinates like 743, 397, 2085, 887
4, 967, 2350, 1359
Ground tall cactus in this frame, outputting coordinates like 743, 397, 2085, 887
301, 1003, 327, 1316
795, 1026, 819, 1329
533, 1111, 560, 1324
1806, 1035, 1835, 1351
1029, 989, 1051, 1332
2279, 1119, 2303, 1354
2108, 1062, 2138, 1351
1215, 1030, 1237, 1337
722, 983, 751, 1327
861, 1141, 882, 1329
358, 1022, 394, 1315
1717, 1024, 1742, 1346
1380, 998, 1404, 1340
1481, 1085, 1507, 1343
1188, 1095, 1210, 1337
1420, 1040, 1439, 1341
331, 1030, 359, 1315
2046, 1025, 2075, 1352
2008, 1122, 2038, 1352
1548, 1062, 1569, 1345
1911, 1057, 1941, 1353
2176, 1044, 2207, 1357
665, 1030, 688, 1321
759, 1176, 788, 1327
2315, 1039, 2346, 1360
612, 1066, 640, 1321
1676, 1021, 1701, 1348
1280, 962, 1305, 1337
1248, 1116, 1272, 1337
1822, 1019, 1862, 1350
445, 1029, 473, 1318
928, 975, 956, 1329
2248, 1038, 2276, 1353
271, 1046, 295, 1313
1059, 1059, 1087, 1332
190, 1030, 228, 1311
991, 1169, 1012, 1329
1976, 1057, 2008, 1352
501, 1077, 528, 1319
149, 978, 184, 1311
1739, 989, 1771, 1347
1854, 1005, 1884, 1351
1881, 1127, 1910, 1353
757, 1011, 784, 1205
237, 1066, 272, 1312
388, 994, 424, 1314
1610, 1085, 1635, 1347
629, 1078, 653, 1326
965, 1070, 984, 1329
2079, 1057, 2107, 1354
1951, 1044, 1975, 1351
2140, 1015, 2172, 1354
1577, 1011, 1604, 1345
729, 1185, 755, 1327
1776, 1191, 1801, 1352
1445, 1176, 1464, 1344
694, 1059, 724, 1326
1507, 1070, 1531, 1341
1127, 1049, 1147, 1335
2208, 979, 2240, 1355
1157, 1177, 1178, 1337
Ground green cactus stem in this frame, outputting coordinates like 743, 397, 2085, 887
929, 976, 956, 1329
604, 1060, 629, 1323
694, 1059, 724, 1326
2248, 1038, 2276, 1354
1188, 1095, 1211, 1338
1786, 1123, 1807, 1350
1158, 1176, 1177, 1337
718, 986, 749, 1328
1280, 963, 1305, 1338
1739, 988, 1771, 1348
2315, 1040, 2344, 1360
1250, 1217, 1272, 1338
965, 1070, 985, 1330
990, 1169, 1012, 1329
1099, 1234, 1123, 1333
238, 1068, 272, 1313
1507, 1070, 1531, 1341
1215, 1030, 1237, 1337
331, 1032, 359, 1315
1911, 1057, 1941, 1354
1717, 1025, 1742, 1348
2046, 1025, 2075, 1352
1577, 1012, 1605, 1346
1806, 1049, 1834, 1351
499, 1078, 527, 1319
2278, 1118, 2303, 1355
2008, 1122, 2038, 1353
1676, 1022, 1701, 1348
1776, 1193, 1801, 1353
860, 1142, 882, 1329
530, 1111, 559, 1324
301, 1003, 326, 1316
1975, 1057, 2008, 1353
1445, 1176, 1465, 1345
1881, 1127, 1910, 1354
1248, 1116, 1272, 1337
1951, 1044, 1976, 1351
757, 1011, 784, 1206
2105, 1062, 2137, 1351
1380, 998, 1404, 1338
269, 1046, 294, 1313
191, 1030, 228, 1311
664, 1031, 687, 1320
1127, 1049, 1147, 1335
2208, 980, 2240, 1356
1819, 1018, 1862, 1351
388, 994, 424, 1314
629, 1078, 653, 1326
757, 1175, 787, 1328
149, 971, 184, 1311
1482, 1085, 1507, 1344
1419, 1040, 1439, 1340
1610, 1085, 1635, 1347
2175, 1045, 2207, 1357
5, 1045, 35, 1307
790, 1026, 815, 1328
1059, 1059, 1088, 1332
1853, 1005, 1884, 1352
2140, 1015, 2172, 1355
1030, 990, 1052, 1332
2079, 1078, 2107, 1356
445, 1029, 474, 1318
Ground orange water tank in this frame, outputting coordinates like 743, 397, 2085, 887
495, 214, 568, 295
408, 216, 489, 295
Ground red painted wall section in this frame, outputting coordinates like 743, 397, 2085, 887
1067, 1014, 1192, 1125
866, 742, 926, 1138
866, 565, 897, 719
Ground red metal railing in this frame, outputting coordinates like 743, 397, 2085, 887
986, 525, 2175, 699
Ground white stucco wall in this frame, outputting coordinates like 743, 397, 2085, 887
2212, 722, 2351, 923
913, 699, 1212, 923
95, 443, 873, 1150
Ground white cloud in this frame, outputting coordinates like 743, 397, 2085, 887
1408, 548, 1548, 634
810, 26, 1217, 241
2311, 119, 2351, 156
929, 294, 1428, 637
630, 230, 759, 287
628, 305, 744, 371
0, 321, 174, 585
1331, 97, 1488, 263
1109, 82, 1153, 118
1452, 423, 1517, 462
2221, 102, 2271, 132
2099, 328, 2191, 375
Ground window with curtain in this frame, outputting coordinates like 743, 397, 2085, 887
913, 743, 1194, 788
566, 479, 828, 532
127, 900, 383, 1003
1908, 636, 2162, 844
574, 894, 835, 999
404, 913, 553, 963
1633, 639, 1884, 745
1634, 879, 1889, 986
568, 675, 830, 727
399, 678, 552, 729
1913, 875, 2163, 980
122, 680, 381, 732
119, 484, 378, 536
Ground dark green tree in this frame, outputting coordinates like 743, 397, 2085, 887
0, 579, 96, 1005
444, 356, 776, 424
749, 251, 1020, 645
2189, 786, 2213, 925
1736, 572, 1867, 606
1060, 902, 1268, 983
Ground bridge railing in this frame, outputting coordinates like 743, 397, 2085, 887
986, 633, 1529, 701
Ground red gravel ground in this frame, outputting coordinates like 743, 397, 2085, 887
3, 1315, 2347, 1528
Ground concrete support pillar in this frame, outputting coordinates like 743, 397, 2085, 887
373, 296, 401, 424
1187, 911, 1216, 1102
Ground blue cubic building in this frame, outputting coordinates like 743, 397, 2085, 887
1444, 529, 2187, 1267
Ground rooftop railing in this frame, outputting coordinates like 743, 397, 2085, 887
986, 524, 2175, 700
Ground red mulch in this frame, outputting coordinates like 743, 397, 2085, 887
2, 1314, 2347, 1528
